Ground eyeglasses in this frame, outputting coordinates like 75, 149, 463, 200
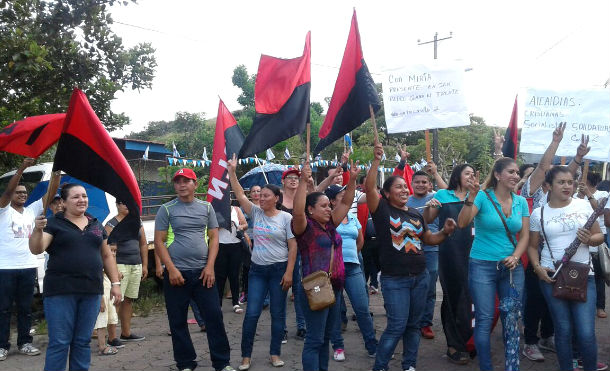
284, 176, 299, 181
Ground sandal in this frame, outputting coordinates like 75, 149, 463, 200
99, 346, 118, 356
233, 304, 244, 314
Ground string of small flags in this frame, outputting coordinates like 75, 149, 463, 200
165, 155, 429, 173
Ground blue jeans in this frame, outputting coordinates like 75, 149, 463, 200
0, 268, 36, 350
163, 269, 230, 371
468, 258, 524, 371
241, 262, 288, 358
540, 276, 597, 371
420, 250, 438, 327
43, 294, 101, 371
331, 263, 377, 354
190, 299, 205, 327
301, 289, 341, 371
373, 272, 429, 371
292, 252, 306, 330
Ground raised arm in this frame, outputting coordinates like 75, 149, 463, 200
457, 171, 480, 228
315, 164, 343, 192
567, 134, 591, 177
227, 153, 253, 215
331, 160, 359, 227
365, 143, 384, 214
0, 157, 35, 208
425, 162, 448, 190
528, 123, 566, 193
292, 163, 310, 236
29, 215, 53, 254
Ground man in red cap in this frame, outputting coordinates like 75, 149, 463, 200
154, 168, 235, 371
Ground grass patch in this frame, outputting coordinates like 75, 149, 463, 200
35, 319, 48, 335
132, 278, 164, 317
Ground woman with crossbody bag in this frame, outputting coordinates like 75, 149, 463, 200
292, 162, 359, 371
527, 166, 604, 371
457, 157, 530, 371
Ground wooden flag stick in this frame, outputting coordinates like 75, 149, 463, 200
369, 105, 378, 144
425, 130, 432, 163
306, 123, 311, 165
43, 170, 62, 211
582, 159, 590, 181
560, 156, 566, 165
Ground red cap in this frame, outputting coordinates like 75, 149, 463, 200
282, 168, 301, 180
173, 168, 197, 181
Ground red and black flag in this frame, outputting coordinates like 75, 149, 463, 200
207, 99, 245, 230
53, 88, 141, 236
314, 10, 380, 154
0, 114, 65, 157
502, 96, 519, 159
238, 32, 311, 158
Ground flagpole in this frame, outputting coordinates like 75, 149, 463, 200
425, 130, 432, 163
253, 154, 269, 184
369, 105, 378, 144
306, 123, 311, 165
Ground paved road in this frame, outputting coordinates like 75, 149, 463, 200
3, 283, 610, 371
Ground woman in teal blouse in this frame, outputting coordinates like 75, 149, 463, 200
457, 157, 530, 371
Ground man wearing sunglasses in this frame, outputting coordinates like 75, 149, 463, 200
0, 158, 59, 361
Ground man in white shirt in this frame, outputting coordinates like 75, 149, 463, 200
0, 158, 58, 361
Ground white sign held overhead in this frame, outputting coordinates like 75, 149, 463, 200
382, 63, 470, 133
519, 88, 610, 161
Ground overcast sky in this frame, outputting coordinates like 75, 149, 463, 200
109, 0, 610, 137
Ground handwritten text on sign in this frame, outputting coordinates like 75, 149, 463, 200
382, 64, 470, 133
519, 88, 610, 161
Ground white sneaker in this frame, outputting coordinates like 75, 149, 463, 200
405, 367, 416, 371
333, 349, 345, 361
18, 343, 40, 356
0, 348, 7, 361
522, 344, 544, 361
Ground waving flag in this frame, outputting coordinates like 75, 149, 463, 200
284, 147, 291, 160
0, 114, 66, 157
314, 10, 380, 154
238, 32, 311, 158
203, 147, 209, 162
142, 145, 149, 160
502, 96, 519, 160
53, 88, 141, 237
266, 148, 275, 161
207, 98, 245, 229
172, 142, 180, 158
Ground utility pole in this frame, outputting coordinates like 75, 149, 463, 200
418, 32, 452, 165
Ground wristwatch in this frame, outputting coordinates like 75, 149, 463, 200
111, 282, 121, 286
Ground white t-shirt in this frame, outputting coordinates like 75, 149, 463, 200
219, 206, 240, 244
0, 199, 44, 269
530, 198, 594, 275
249, 205, 294, 266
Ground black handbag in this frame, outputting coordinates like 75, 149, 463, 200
234, 223, 251, 256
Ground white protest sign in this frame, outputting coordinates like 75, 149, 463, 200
382, 63, 470, 133
520, 88, 610, 161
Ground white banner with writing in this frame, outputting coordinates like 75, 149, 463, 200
382, 63, 470, 133
520, 88, 610, 161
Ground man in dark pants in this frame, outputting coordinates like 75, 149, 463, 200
154, 168, 234, 371
0, 158, 59, 361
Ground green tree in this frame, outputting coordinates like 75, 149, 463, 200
0, 0, 157, 169
232, 64, 255, 113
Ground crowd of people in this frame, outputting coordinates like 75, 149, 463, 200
1, 123, 610, 371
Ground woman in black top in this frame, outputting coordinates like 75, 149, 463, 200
30, 183, 122, 371
365, 143, 456, 371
